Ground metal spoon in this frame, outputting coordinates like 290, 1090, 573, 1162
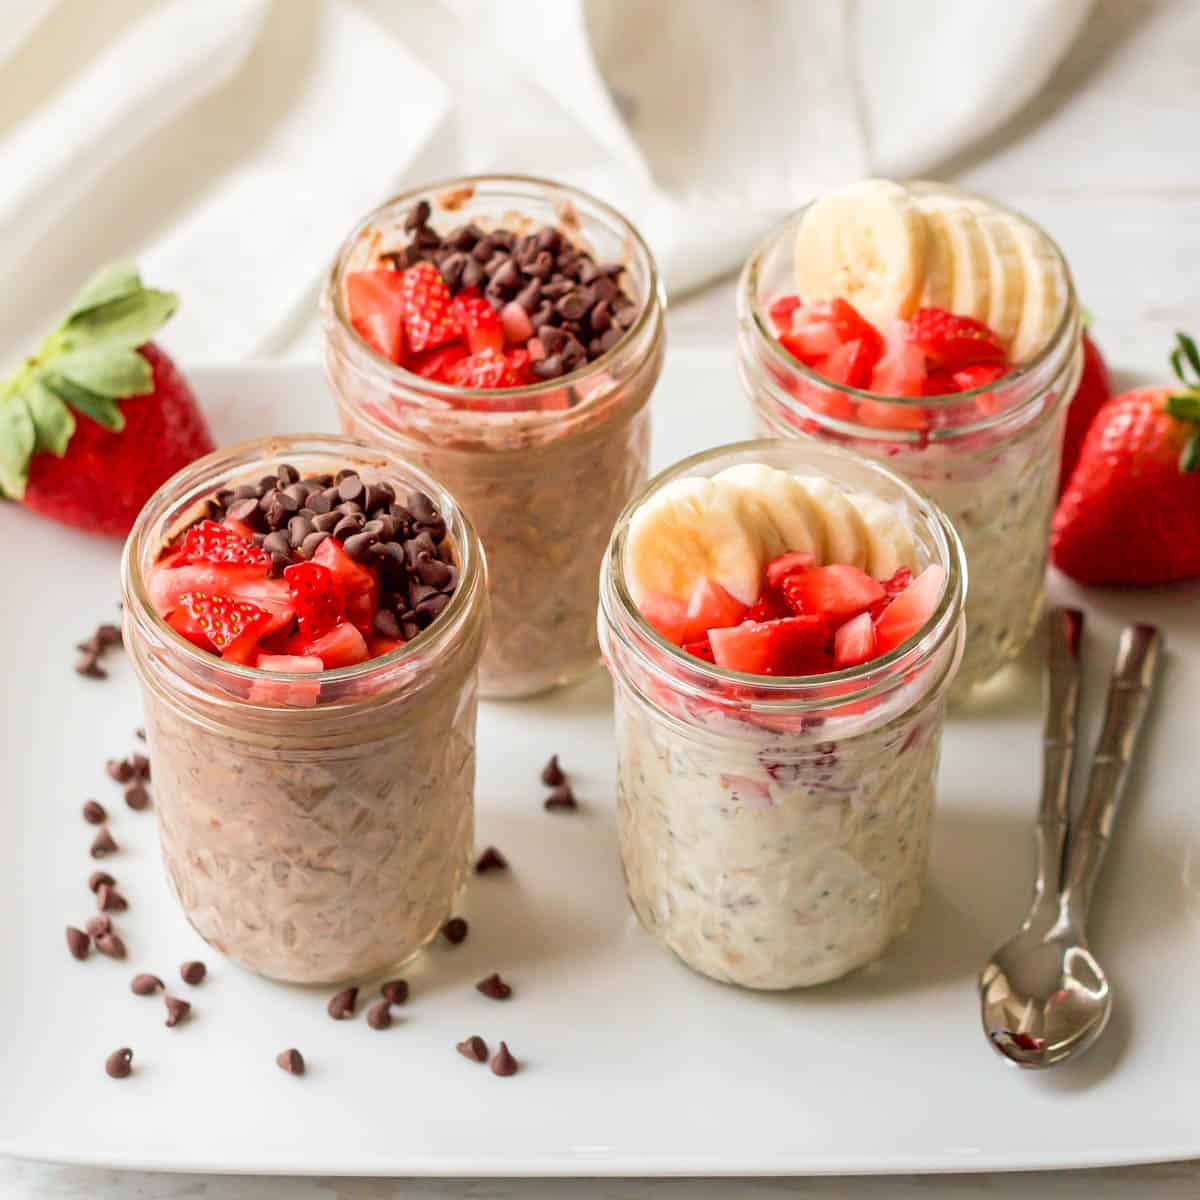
980, 612, 1163, 1069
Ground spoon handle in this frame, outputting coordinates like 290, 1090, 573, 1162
1062, 623, 1164, 922
1035, 608, 1084, 901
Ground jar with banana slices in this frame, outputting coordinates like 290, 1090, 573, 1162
599, 439, 966, 989
737, 179, 1082, 695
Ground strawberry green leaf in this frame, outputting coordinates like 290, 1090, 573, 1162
67, 262, 144, 321
1171, 332, 1200, 387
1166, 392, 1200, 423
1182, 430, 1200, 474
39, 372, 125, 432
64, 288, 177, 351
23, 378, 75, 455
50, 346, 152, 399
0, 392, 36, 499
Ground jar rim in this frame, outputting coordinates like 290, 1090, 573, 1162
738, 180, 1081, 435
323, 173, 663, 412
599, 438, 968, 712
121, 432, 486, 699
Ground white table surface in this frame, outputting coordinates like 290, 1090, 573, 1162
6, 0, 1200, 1194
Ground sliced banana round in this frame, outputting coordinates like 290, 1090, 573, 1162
916, 197, 993, 324
794, 477, 870, 571
1005, 218, 1067, 363
793, 179, 930, 328
713, 464, 826, 563
960, 202, 1026, 350
624, 476, 767, 607
847, 492, 918, 581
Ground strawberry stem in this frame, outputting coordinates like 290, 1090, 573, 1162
1167, 332, 1200, 474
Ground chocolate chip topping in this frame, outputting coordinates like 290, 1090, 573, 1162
131, 973, 163, 995
95, 932, 127, 959
85, 914, 111, 939
106, 759, 134, 783
66, 926, 90, 960
76, 622, 122, 679
456, 1035, 488, 1063
124, 784, 150, 812
366, 1000, 392, 1030
276, 1048, 305, 1076
380, 978, 409, 1005
105, 1047, 133, 1079
540, 754, 565, 786
441, 917, 468, 945
474, 846, 508, 874
327, 986, 358, 1020
96, 882, 127, 912
544, 784, 577, 811
475, 972, 512, 1001
180, 960, 206, 985
490, 1041, 519, 1077
88, 870, 114, 894
82, 799, 106, 825
164, 995, 191, 1027
90, 826, 118, 857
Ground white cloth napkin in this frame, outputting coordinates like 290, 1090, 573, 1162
0, 0, 1091, 363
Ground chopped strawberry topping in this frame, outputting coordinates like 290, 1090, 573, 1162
451, 291, 505, 355
399, 262, 456, 354
781, 565, 884, 624
346, 270, 408, 362
180, 520, 270, 568
907, 307, 1006, 370
709, 616, 829, 676
284, 561, 344, 638
178, 592, 269, 657
873, 565, 946, 653
764, 551, 815, 590
446, 348, 522, 390
833, 611, 876, 667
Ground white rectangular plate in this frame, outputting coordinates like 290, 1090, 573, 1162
1, 353, 1198, 1177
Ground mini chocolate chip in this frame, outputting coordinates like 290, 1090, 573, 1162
229, 484, 260, 501
441, 917, 468, 945
282, 483, 309, 507
457, 1035, 488, 1063
541, 755, 565, 786
400, 620, 421, 641
405, 199, 431, 231
516, 280, 542, 312
164, 995, 191, 1027
75, 655, 106, 679
342, 531, 377, 561
440, 252, 466, 289
337, 474, 364, 502
131, 973, 163, 996
415, 556, 453, 588
491, 258, 520, 289
372, 609, 402, 640
135, 727, 146, 741
180, 960, 207, 985
333, 515, 365, 541
276, 463, 300, 485
288, 515, 315, 546
82, 799, 106, 825
106, 759, 134, 783
532, 355, 563, 380
306, 490, 332, 516
85, 914, 111, 939
538, 326, 567, 353
475, 846, 508, 874
96, 623, 122, 648
105, 1048, 133, 1079
66, 926, 90, 960
97, 883, 127, 912
276, 1048, 305, 1076
301, 530, 331, 558
327, 986, 357, 1020
542, 278, 572, 300
226, 497, 261, 525
544, 785, 577, 811
491, 1041, 518, 1076
312, 511, 340, 533
599, 327, 623, 353
96, 932, 127, 959
262, 530, 291, 557
366, 1000, 392, 1030
476, 972, 512, 1000
380, 979, 409, 1005
124, 784, 150, 812
461, 258, 485, 290
90, 827, 118, 858
130, 753, 150, 779
591, 299, 612, 333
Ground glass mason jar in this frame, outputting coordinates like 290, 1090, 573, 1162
323, 175, 665, 699
121, 434, 488, 985
737, 183, 1082, 696
599, 438, 967, 989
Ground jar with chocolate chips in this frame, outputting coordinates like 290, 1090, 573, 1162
323, 176, 665, 698
121, 435, 488, 984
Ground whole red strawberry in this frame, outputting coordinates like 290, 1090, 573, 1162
1051, 332, 1200, 586
0, 263, 213, 537
1058, 331, 1111, 495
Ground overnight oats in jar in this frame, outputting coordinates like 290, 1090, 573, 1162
121, 434, 487, 984
599, 438, 966, 989
737, 179, 1082, 694
324, 175, 665, 698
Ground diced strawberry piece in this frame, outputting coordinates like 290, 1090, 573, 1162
506, 348, 534, 384
251, 654, 323, 707
709, 616, 829, 676
952, 364, 1008, 391
284, 561, 344, 638
767, 295, 802, 332
833, 611, 877, 667
221, 516, 259, 543
451, 292, 505, 354
178, 592, 269, 662
526, 337, 546, 362
874, 564, 946, 653
255, 654, 323, 672
346, 270, 408, 363
922, 368, 959, 397
639, 592, 690, 644
869, 320, 929, 399
500, 300, 534, 346
683, 577, 747, 641
817, 338, 877, 388
883, 566, 913, 597
344, 590, 379, 638
765, 551, 815, 590
368, 635, 407, 658
312, 536, 375, 600
400, 261, 456, 354
744, 587, 791, 623
148, 562, 295, 632
681, 637, 714, 663
783, 299, 884, 370
166, 605, 214, 651
858, 397, 930, 431
781, 327, 839, 366
445, 348, 521, 390
292, 621, 369, 669
408, 342, 469, 382
907, 307, 1007, 370
781, 564, 885, 623
180, 519, 270, 568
